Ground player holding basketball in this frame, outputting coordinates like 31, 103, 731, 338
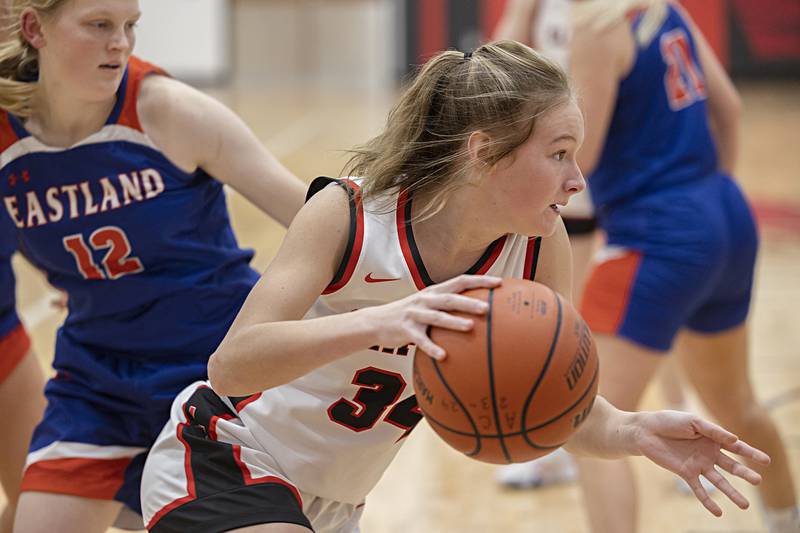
0, 1, 305, 532
548, 1, 797, 533
141, 40, 770, 533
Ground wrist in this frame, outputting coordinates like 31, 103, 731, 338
621, 410, 646, 457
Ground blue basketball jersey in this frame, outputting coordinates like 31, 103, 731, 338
589, 4, 718, 212
0, 57, 258, 362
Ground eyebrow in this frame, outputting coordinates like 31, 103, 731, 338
549, 134, 577, 145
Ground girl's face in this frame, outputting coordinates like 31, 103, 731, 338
487, 100, 586, 237
30, 0, 140, 102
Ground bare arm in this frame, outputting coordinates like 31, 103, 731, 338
138, 76, 306, 227
208, 185, 501, 396
534, 217, 573, 301
492, 0, 539, 43
674, 3, 741, 173
569, 18, 634, 176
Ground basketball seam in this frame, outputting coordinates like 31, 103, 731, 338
521, 287, 563, 449
422, 365, 597, 441
486, 288, 513, 463
431, 357, 483, 457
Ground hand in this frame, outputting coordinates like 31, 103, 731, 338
366, 274, 502, 360
632, 410, 770, 517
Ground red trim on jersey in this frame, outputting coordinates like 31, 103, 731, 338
396, 189, 426, 290
471, 235, 507, 275
117, 56, 168, 132
233, 392, 262, 413
580, 250, 642, 334
207, 413, 235, 441
146, 417, 197, 530
0, 112, 20, 153
231, 445, 303, 506
323, 179, 364, 294
20, 456, 132, 500
523, 237, 541, 281
0, 323, 31, 384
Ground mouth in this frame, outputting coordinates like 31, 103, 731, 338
549, 203, 565, 214
99, 62, 123, 71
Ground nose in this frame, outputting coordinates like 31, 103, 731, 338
109, 27, 132, 53
565, 166, 586, 195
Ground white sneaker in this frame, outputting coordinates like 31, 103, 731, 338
674, 475, 717, 496
496, 448, 578, 489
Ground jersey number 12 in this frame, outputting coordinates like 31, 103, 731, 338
63, 226, 144, 280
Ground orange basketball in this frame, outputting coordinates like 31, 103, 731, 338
413, 278, 599, 464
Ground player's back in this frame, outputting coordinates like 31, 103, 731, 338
590, 3, 718, 213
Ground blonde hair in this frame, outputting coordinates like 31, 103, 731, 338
572, 0, 668, 46
344, 40, 572, 220
0, 0, 68, 116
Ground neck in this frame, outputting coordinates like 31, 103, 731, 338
411, 184, 505, 282
26, 75, 117, 147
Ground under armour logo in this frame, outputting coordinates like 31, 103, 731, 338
7, 170, 30, 187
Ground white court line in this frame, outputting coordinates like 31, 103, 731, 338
18, 111, 319, 331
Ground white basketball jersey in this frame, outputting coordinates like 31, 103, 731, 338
227, 178, 542, 504
532, 0, 573, 69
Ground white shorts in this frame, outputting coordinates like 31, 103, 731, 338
141, 382, 363, 533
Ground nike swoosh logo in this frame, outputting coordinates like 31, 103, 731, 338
365, 273, 401, 283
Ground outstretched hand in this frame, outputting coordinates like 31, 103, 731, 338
634, 410, 770, 516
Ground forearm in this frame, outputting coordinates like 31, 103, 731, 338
563, 396, 643, 459
208, 309, 376, 396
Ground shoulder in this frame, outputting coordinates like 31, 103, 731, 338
571, 14, 635, 77
137, 75, 206, 130
136, 75, 223, 172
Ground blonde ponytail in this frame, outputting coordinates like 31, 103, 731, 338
0, 0, 67, 117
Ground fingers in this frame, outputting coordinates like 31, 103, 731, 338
432, 274, 502, 294
686, 476, 723, 517
721, 439, 771, 467
408, 308, 474, 333
692, 418, 739, 447
703, 467, 750, 510
717, 451, 763, 486
421, 293, 489, 315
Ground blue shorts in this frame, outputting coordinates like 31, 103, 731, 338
21, 328, 208, 516
581, 174, 758, 351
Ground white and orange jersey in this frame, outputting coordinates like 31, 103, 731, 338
220, 177, 542, 504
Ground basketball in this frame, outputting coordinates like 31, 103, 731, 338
413, 278, 599, 464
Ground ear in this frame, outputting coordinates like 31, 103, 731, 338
20, 8, 46, 49
466, 130, 493, 168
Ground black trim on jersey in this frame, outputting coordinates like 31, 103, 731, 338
528, 237, 542, 281
403, 194, 504, 285
149, 483, 312, 533
183, 387, 237, 429
562, 217, 598, 236
306, 176, 358, 291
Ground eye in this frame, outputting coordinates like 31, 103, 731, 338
553, 150, 567, 161
91, 20, 110, 29
126, 21, 138, 30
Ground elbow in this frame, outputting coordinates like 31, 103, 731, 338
207, 350, 238, 396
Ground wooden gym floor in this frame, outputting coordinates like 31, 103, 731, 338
4, 80, 799, 533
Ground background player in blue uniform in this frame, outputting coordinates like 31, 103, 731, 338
0, 0, 306, 532
561, 2, 799, 532
0, 7, 49, 533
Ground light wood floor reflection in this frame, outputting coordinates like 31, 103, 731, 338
6, 81, 799, 533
